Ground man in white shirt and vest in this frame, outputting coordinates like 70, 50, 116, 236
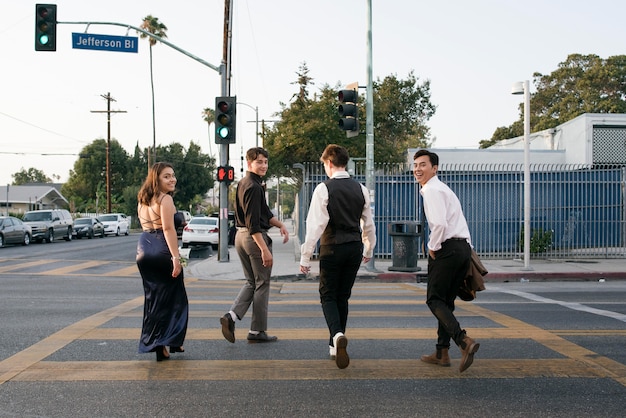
413, 149, 480, 373
300, 144, 376, 369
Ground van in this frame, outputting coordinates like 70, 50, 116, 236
22, 209, 74, 243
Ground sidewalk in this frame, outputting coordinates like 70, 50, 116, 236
186, 221, 626, 283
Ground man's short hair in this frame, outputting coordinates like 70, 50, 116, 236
321, 144, 349, 167
246, 147, 269, 162
413, 149, 439, 166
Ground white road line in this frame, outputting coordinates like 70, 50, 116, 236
490, 288, 626, 323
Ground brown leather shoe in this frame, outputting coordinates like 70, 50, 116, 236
420, 348, 451, 367
459, 336, 480, 373
220, 313, 236, 343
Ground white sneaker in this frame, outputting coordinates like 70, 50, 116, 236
332, 332, 349, 369
329, 345, 336, 360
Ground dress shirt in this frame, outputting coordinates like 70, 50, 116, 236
420, 175, 471, 252
235, 171, 273, 234
300, 171, 376, 267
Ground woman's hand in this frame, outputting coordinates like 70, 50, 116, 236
172, 257, 183, 278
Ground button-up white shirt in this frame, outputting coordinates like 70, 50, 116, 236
420, 175, 471, 252
299, 171, 376, 267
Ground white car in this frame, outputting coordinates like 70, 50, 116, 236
99, 213, 130, 236
182, 216, 219, 249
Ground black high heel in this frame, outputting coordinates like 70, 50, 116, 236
155, 346, 170, 362
170, 346, 185, 353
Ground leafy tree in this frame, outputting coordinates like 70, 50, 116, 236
155, 141, 215, 209
62, 139, 130, 212
373, 71, 435, 162
12, 167, 52, 184
263, 64, 435, 179
139, 15, 168, 166
481, 53, 626, 148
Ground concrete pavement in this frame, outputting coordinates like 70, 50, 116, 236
186, 220, 626, 283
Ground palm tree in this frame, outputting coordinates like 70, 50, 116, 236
201, 107, 215, 157
139, 15, 168, 167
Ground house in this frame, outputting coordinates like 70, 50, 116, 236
0, 184, 69, 216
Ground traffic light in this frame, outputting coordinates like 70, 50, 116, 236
217, 165, 235, 183
35, 4, 57, 51
338, 83, 359, 138
215, 96, 237, 144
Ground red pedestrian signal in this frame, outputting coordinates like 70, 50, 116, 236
217, 165, 235, 183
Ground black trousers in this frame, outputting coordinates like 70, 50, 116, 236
426, 239, 471, 349
318, 241, 363, 346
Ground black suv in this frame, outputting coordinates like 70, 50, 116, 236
23, 209, 74, 243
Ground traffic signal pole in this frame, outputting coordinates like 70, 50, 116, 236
55, 1, 233, 261
218, 0, 234, 262
365, 0, 379, 272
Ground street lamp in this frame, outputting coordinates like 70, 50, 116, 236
236, 102, 259, 147
511, 80, 532, 271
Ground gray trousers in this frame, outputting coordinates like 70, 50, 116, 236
231, 229, 272, 332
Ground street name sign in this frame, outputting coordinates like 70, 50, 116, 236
72, 33, 138, 53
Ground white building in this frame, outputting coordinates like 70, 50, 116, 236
408, 113, 626, 168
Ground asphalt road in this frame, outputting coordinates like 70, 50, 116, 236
0, 234, 625, 417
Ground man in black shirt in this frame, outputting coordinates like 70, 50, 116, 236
220, 147, 289, 343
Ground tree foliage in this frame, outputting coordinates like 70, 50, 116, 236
263, 64, 435, 179
61, 139, 214, 216
480, 53, 626, 148
11, 167, 52, 184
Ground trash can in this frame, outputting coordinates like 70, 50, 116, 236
388, 221, 422, 272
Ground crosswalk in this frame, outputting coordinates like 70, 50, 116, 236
1, 262, 626, 387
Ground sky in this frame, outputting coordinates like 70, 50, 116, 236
2, 0, 625, 185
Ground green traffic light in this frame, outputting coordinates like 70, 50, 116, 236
217, 126, 230, 138
39, 34, 49, 45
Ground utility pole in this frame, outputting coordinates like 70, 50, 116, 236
91, 92, 127, 213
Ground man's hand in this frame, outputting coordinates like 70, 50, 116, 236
279, 225, 289, 243
261, 248, 273, 267
300, 265, 310, 274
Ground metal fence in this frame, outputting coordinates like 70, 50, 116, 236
294, 161, 626, 260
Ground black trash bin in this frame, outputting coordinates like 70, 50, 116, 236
388, 221, 422, 272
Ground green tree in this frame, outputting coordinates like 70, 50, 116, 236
139, 15, 168, 166
481, 53, 626, 148
153, 141, 214, 211
263, 64, 435, 179
373, 71, 435, 162
62, 139, 130, 212
12, 168, 52, 184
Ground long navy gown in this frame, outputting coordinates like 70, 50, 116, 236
136, 213, 188, 353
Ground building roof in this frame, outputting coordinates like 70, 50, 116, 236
0, 184, 68, 206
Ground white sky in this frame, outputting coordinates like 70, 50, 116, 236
1, 0, 625, 185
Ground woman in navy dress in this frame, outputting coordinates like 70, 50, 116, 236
136, 162, 188, 361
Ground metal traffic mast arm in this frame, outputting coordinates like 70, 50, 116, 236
56, 20, 221, 73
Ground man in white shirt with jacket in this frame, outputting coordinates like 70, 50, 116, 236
413, 149, 480, 373
300, 144, 376, 369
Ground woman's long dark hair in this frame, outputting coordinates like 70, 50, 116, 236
137, 162, 174, 206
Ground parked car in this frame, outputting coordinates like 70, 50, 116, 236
211, 211, 236, 245
99, 213, 130, 236
22, 209, 74, 243
176, 210, 192, 238
0, 216, 32, 247
182, 216, 219, 249
73, 217, 105, 239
